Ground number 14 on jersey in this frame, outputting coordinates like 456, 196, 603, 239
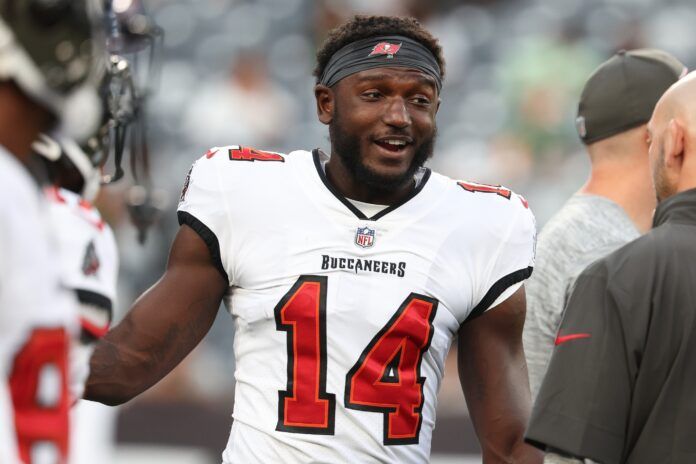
274, 275, 438, 445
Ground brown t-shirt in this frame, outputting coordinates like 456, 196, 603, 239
526, 188, 696, 464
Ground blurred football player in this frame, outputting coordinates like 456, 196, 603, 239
31, 2, 162, 462
0, 0, 103, 463
34, 133, 120, 464
86, 15, 542, 463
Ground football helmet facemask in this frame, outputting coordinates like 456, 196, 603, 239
0, 0, 104, 141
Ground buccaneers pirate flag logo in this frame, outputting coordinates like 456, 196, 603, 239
82, 240, 100, 276
368, 42, 402, 59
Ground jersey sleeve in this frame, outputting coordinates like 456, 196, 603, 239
525, 262, 634, 464
73, 226, 118, 340
176, 152, 232, 284
465, 196, 536, 322
47, 190, 118, 341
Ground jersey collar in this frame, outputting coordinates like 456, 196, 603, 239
312, 149, 432, 221
653, 187, 696, 228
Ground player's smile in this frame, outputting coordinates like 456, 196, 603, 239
372, 134, 413, 155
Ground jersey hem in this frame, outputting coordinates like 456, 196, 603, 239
525, 408, 624, 464
177, 211, 229, 282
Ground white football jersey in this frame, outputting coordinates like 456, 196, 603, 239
45, 187, 117, 342
0, 147, 77, 464
177, 147, 536, 464
44, 187, 120, 464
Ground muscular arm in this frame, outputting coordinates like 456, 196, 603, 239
458, 286, 543, 464
84, 225, 228, 405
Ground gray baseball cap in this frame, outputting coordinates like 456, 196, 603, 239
576, 49, 686, 144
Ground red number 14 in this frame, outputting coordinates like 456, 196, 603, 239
274, 275, 437, 445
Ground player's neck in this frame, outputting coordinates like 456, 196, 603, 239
0, 83, 53, 165
580, 161, 656, 233
675, 147, 696, 195
324, 153, 415, 205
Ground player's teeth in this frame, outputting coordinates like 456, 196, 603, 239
385, 140, 405, 146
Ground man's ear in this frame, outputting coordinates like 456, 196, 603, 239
314, 85, 334, 125
664, 119, 685, 169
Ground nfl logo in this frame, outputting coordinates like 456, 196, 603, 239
355, 226, 375, 248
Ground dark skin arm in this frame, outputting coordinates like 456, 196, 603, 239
458, 286, 543, 464
84, 225, 227, 405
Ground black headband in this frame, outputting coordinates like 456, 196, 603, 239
318, 35, 442, 92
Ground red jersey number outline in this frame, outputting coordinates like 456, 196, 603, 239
275, 276, 335, 434
274, 276, 437, 445
457, 181, 512, 199
9, 327, 70, 463
228, 147, 284, 162
344, 293, 437, 445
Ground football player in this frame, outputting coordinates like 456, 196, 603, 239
35, 133, 120, 464
86, 15, 542, 463
0, 1, 103, 463
32, 2, 162, 462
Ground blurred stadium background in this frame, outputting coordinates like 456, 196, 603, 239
95, 0, 696, 462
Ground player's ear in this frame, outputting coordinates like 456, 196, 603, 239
314, 84, 334, 125
664, 118, 685, 171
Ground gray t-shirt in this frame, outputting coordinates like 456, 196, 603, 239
523, 194, 639, 399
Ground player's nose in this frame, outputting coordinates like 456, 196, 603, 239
382, 97, 411, 129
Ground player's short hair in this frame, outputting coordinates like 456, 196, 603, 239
314, 15, 445, 83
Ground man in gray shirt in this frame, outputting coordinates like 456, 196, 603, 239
523, 49, 687, 400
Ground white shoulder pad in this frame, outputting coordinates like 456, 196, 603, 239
177, 146, 287, 284
454, 181, 537, 321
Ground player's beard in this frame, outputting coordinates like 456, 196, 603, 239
329, 108, 436, 192
653, 145, 677, 203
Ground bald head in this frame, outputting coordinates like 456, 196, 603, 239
648, 71, 696, 201
651, 71, 696, 133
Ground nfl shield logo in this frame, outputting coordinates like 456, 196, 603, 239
355, 226, 375, 248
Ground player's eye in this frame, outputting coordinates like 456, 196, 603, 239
410, 96, 431, 106
361, 90, 381, 100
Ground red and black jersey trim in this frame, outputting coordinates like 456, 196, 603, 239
177, 211, 228, 282
312, 149, 431, 221
75, 289, 113, 342
75, 289, 112, 312
463, 266, 533, 323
